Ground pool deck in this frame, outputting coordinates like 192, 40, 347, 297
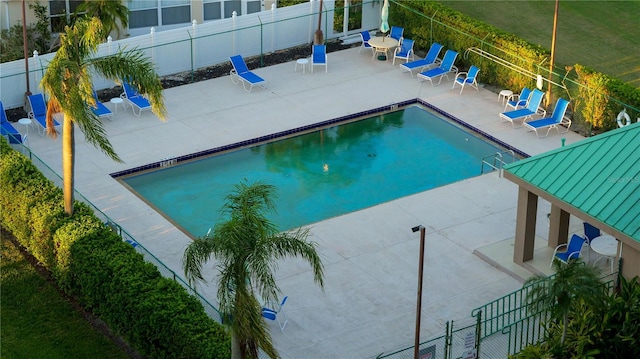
22, 47, 592, 358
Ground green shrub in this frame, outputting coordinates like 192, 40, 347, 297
0, 138, 231, 358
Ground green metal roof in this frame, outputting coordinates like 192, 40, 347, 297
504, 123, 640, 242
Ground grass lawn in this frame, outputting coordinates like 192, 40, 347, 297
0, 235, 129, 359
437, 1, 640, 86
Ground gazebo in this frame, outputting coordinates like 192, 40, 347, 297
503, 123, 640, 279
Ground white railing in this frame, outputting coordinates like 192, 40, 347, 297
0, 0, 382, 109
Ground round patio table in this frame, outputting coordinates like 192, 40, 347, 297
368, 36, 399, 61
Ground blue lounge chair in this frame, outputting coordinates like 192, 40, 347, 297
523, 98, 571, 137
1, 101, 23, 144
499, 89, 545, 128
388, 26, 404, 42
504, 87, 532, 111
400, 43, 443, 77
91, 90, 113, 120
121, 81, 152, 117
311, 44, 327, 73
551, 234, 585, 267
392, 38, 415, 65
261, 296, 288, 332
417, 50, 458, 86
452, 65, 480, 94
229, 55, 266, 92
359, 31, 373, 55
28, 93, 61, 136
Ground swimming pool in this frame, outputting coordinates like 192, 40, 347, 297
117, 102, 523, 236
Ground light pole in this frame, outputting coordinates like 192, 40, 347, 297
547, 0, 559, 106
412, 225, 426, 359
22, 0, 31, 97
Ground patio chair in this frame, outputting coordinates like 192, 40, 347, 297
523, 98, 571, 137
27, 93, 61, 136
583, 222, 601, 246
392, 38, 415, 65
400, 42, 443, 76
452, 65, 480, 94
229, 54, 267, 92
499, 89, 545, 128
359, 31, 374, 55
417, 49, 458, 86
121, 80, 152, 116
550, 234, 586, 267
1, 100, 24, 144
91, 90, 113, 121
504, 87, 532, 111
262, 296, 288, 332
388, 26, 404, 42
311, 44, 328, 73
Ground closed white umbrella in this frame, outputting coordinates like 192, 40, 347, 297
380, 0, 390, 36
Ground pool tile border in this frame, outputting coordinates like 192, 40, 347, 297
110, 99, 530, 178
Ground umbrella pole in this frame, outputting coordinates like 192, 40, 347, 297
314, 0, 324, 45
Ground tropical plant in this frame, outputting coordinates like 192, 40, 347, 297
182, 180, 325, 359
76, 0, 129, 39
524, 259, 606, 345
40, 17, 166, 215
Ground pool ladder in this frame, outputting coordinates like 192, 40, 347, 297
481, 150, 516, 177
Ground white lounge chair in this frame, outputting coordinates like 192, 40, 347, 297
524, 97, 571, 137
27, 93, 61, 136
229, 55, 266, 92
452, 65, 480, 94
499, 89, 545, 128
121, 81, 152, 116
400, 42, 443, 77
417, 50, 458, 86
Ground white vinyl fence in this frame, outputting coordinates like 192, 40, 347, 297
1, 0, 382, 109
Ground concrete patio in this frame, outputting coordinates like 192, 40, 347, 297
19, 47, 593, 358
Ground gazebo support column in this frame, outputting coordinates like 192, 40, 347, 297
514, 187, 538, 264
548, 204, 570, 248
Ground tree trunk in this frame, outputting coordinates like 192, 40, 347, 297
62, 115, 75, 215
231, 330, 242, 359
314, 0, 324, 45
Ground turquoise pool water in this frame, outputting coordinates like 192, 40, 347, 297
121, 105, 516, 236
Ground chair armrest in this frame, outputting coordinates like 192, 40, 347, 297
536, 107, 547, 117
28, 111, 34, 119
567, 250, 582, 260
454, 71, 468, 80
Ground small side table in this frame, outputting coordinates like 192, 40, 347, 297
110, 97, 124, 114
295, 59, 309, 74
498, 90, 513, 105
18, 118, 32, 136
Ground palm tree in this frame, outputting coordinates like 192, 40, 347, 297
182, 180, 325, 359
76, 0, 129, 39
524, 259, 606, 345
40, 17, 166, 215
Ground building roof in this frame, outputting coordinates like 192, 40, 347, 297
504, 123, 640, 243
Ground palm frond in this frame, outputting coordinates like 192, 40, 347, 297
182, 236, 217, 286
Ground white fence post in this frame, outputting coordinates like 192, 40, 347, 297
309, 0, 315, 44
32, 50, 39, 92
232, 11, 237, 55
107, 36, 112, 56
343, 0, 349, 37
191, 19, 198, 70
271, 4, 276, 53
150, 27, 156, 63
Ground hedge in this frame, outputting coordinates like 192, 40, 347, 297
391, 0, 640, 131
0, 138, 231, 359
